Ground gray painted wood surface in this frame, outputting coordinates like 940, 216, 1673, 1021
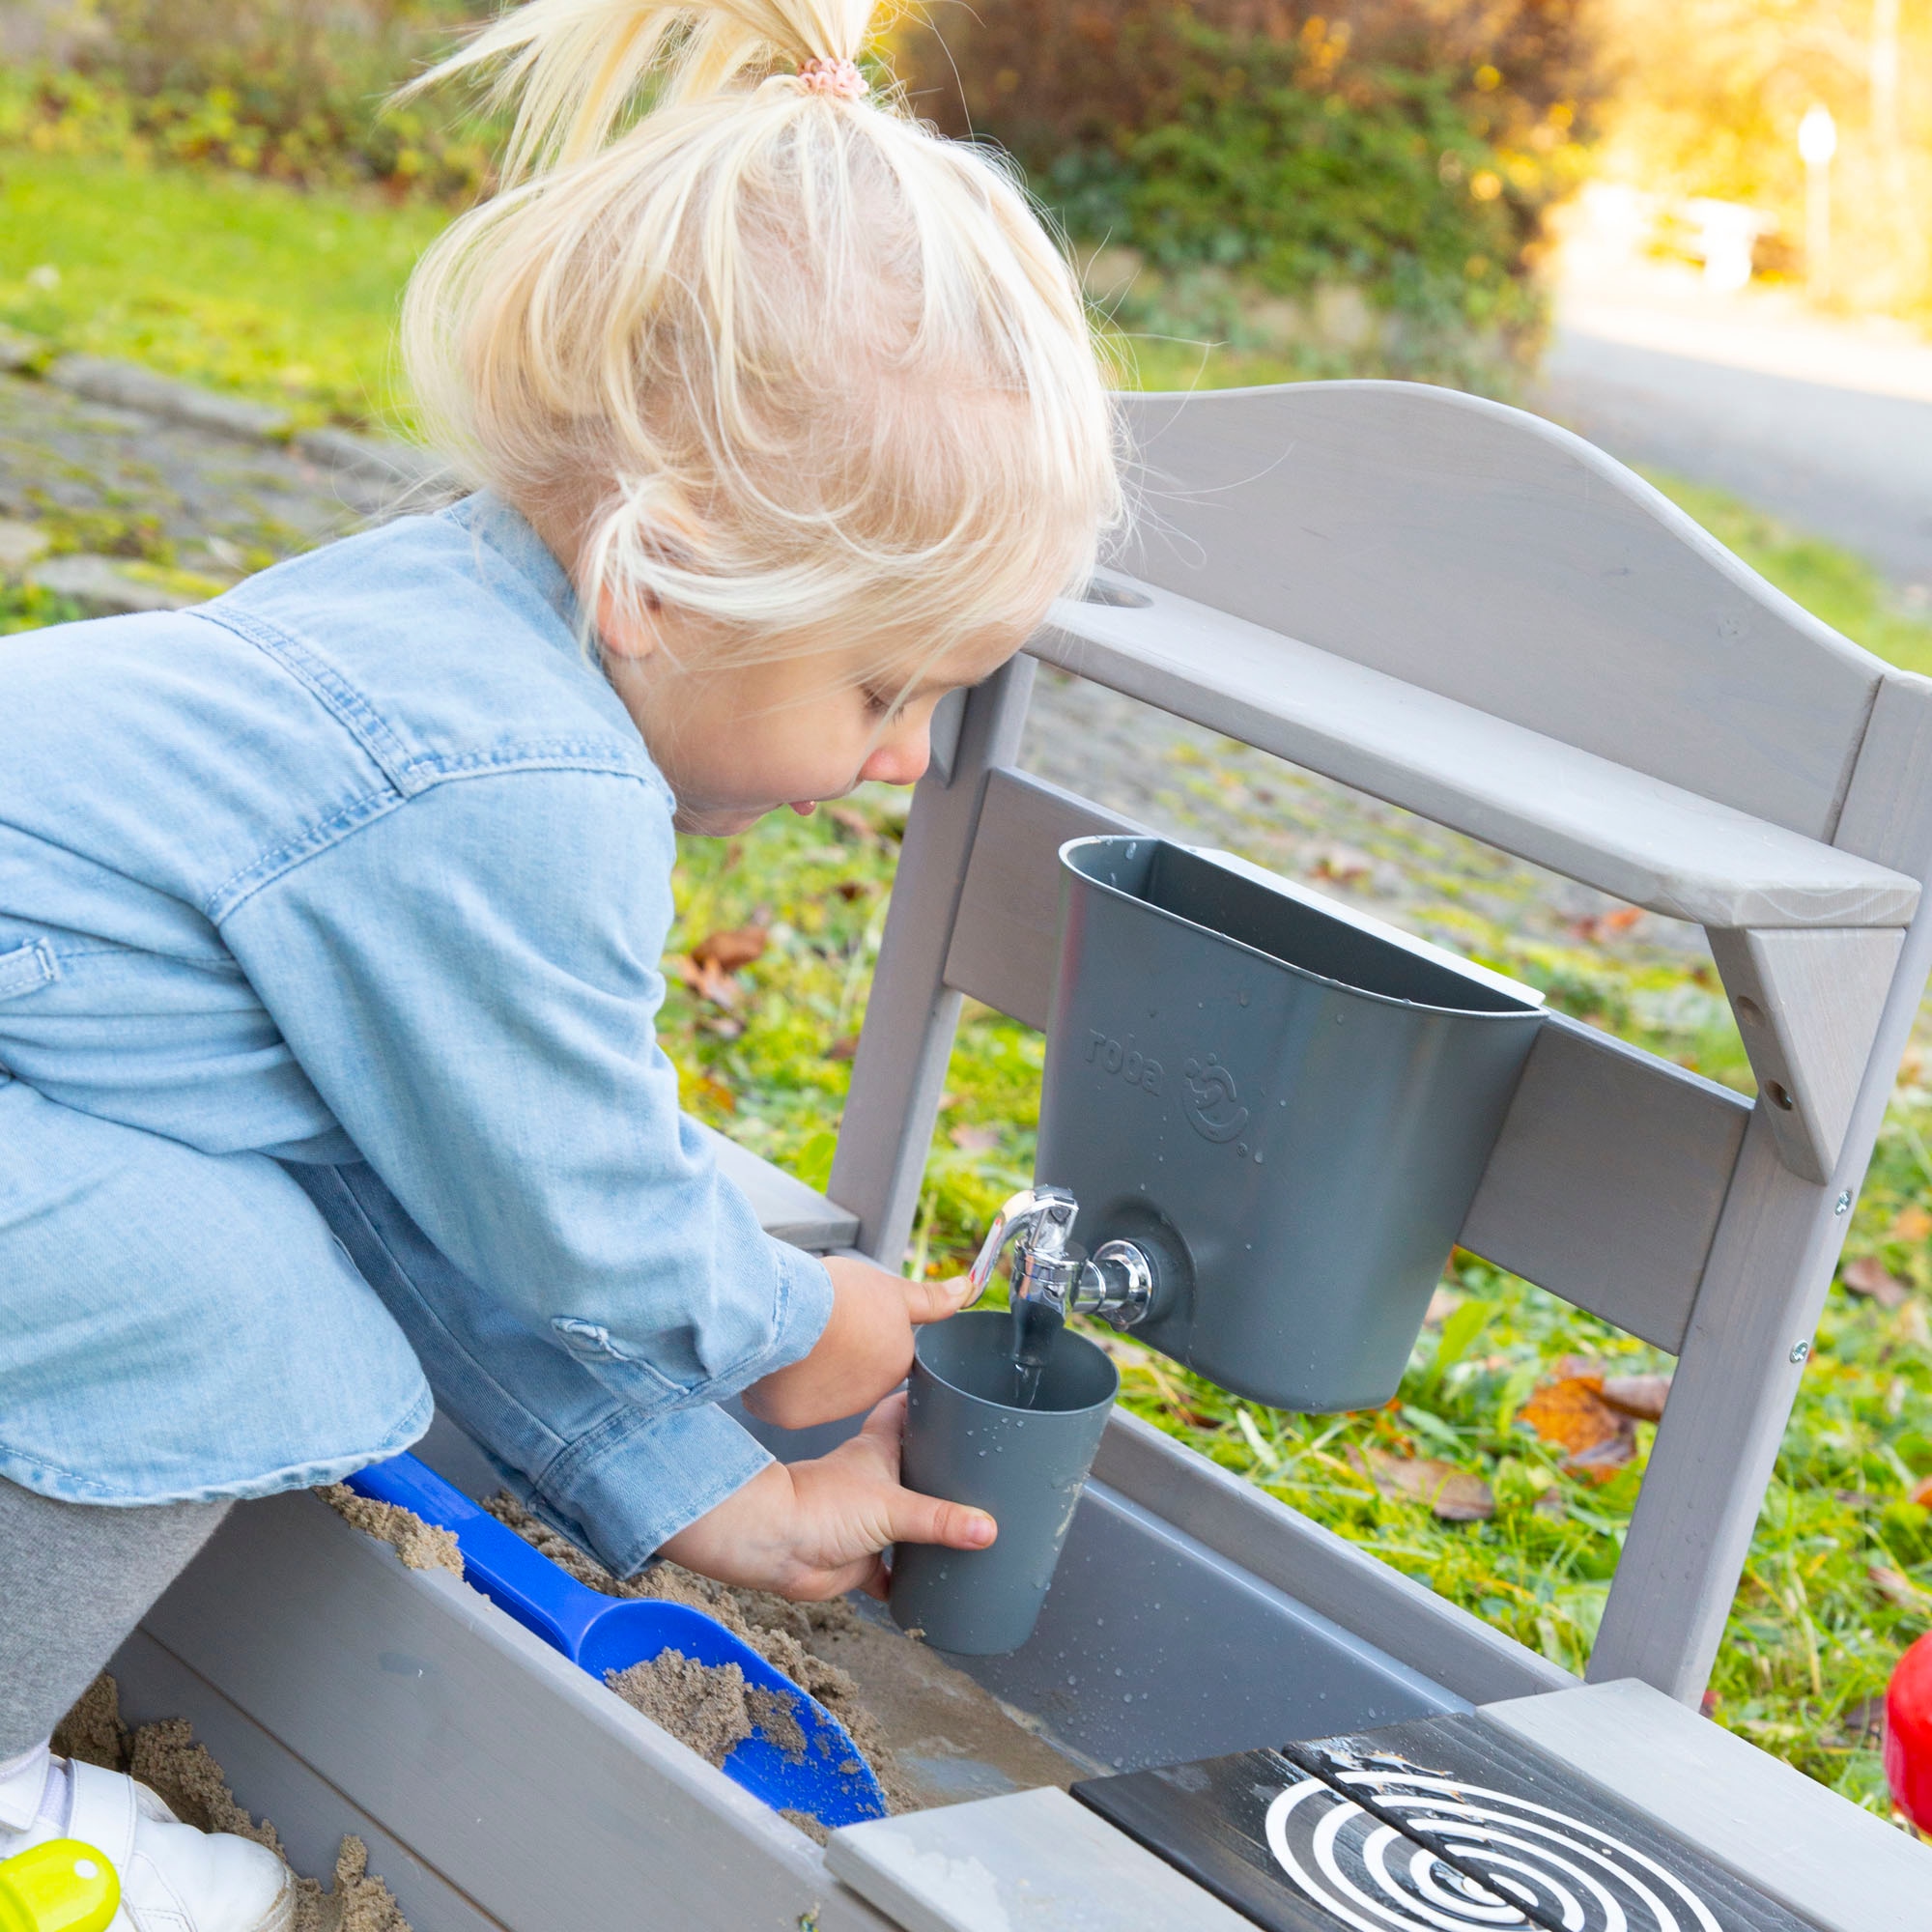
695, 1119, 859, 1251
1035, 582, 1917, 930
1114, 382, 1884, 841
141, 1493, 895, 1932
1709, 926, 1904, 1180
1594, 673, 1932, 1696
1093, 1408, 1573, 1707
1458, 1012, 1749, 1351
1482, 1678, 1932, 1932
826, 1788, 1254, 1932
942, 767, 1146, 1031
830, 658, 1037, 1263
1588, 1113, 1848, 1697
1834, 671, 1932, 875
111, 1631, 509, 1932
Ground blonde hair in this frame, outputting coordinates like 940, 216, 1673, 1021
399, 0, 1122, 679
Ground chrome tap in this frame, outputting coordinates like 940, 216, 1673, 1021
967, 1185, 1157, 1383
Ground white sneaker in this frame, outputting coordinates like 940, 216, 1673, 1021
10, 1758, 293, 1932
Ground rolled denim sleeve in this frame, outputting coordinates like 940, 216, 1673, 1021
220, 765, 834, 1420
291, 1156, 771, 1571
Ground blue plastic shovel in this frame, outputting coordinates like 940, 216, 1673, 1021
344, 1452, 888, 1828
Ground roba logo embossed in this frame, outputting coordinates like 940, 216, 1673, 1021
1182, 1053, 1250, 1144
1084, 1030, 1163, 1095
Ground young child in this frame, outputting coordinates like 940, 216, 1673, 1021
0, 1, 1121, 1923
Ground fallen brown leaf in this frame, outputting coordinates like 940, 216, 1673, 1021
1891, 1205, 1932, 1243
949, 1122, 1001, 1153
683, 1072, 736, 1115
834, 880, 871, 902
1309, 844, 1373, 885
826, 1035, 859, 1062
692, 925, 768, 973
1870, 1562, 1932, 1611
1423, 1288, 1460, 1327
671, 954, 741, 1007
1911, 1473, 1932, 1508
1520, 1374, 1637, 1480
1600, 1373, 1671, 1422
1843, 1255, 1911, 1309
1359, 1449, 1494, 1521
1570, 907, 1645, 943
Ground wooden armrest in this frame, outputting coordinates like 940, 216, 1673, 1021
1035, 582, 1919, 932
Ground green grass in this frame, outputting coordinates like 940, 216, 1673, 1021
0, 152, 444, 429
5, 146, 1930, 1819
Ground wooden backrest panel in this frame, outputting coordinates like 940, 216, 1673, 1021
1114, 384, 1882, 840
945, 768, 1747, 1350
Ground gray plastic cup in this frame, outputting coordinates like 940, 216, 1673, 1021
889, 1310, 1120, 1656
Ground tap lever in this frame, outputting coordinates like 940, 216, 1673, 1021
966, 1185, 1080, 1300
967, 1185, 1158, 1349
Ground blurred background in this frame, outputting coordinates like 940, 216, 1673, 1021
1, 0, 1928, 1823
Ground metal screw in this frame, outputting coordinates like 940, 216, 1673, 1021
1833, 1191, 1853, 1216
1789, 1340, 1811, 1364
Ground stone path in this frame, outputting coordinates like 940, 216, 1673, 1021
0, 355, 1711, 996
0, 368, 378, 587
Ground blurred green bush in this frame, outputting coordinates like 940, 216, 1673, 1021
0, 0, 492, 198
3, 0, 1604, 391
899, 0, 1599, 387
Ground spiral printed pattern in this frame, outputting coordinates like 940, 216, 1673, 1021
1263, 1762, 1723, 1932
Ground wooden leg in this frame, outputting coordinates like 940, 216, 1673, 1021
829, 657, 1037, 1264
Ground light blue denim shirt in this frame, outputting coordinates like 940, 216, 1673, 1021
0, 496, 833, 1565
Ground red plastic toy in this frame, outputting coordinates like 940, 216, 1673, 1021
1886, 1629, 1932, 1832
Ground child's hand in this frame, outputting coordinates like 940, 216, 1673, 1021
743, 1254, 972, 1430
659, 1394, 994, 1600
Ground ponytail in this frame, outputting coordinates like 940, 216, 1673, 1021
400, 0, 1122, 671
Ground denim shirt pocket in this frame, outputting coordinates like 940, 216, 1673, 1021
0, 938, 58, 1002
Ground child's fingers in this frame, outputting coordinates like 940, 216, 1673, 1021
885, 1486, 996, 1553
902, 1273, 976, 1324
858, 1390, 910, 1444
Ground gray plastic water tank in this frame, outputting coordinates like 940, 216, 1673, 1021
1037, 838, 1544, 1411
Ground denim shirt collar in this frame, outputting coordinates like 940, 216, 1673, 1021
440, 492, 656, 758
444, 491, 586, 646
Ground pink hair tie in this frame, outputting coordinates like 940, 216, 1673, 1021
797, 55, 867, 99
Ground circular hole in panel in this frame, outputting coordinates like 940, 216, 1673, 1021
1735, 994, 1764, 1024
1768, 1079, 1795, 1110
1080, 577, 1153, 609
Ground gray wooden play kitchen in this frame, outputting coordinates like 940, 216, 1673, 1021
113, 382, 1932, 1929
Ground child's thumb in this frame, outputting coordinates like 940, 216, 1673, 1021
888, 1486, 996, 1552
903, 1273, 978, 1324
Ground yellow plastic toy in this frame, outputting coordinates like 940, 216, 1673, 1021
0, 1840, 120, 1932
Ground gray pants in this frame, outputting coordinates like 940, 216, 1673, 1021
0, 1480, 229, 1756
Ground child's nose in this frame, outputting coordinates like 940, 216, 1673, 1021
861, 723, 930, 788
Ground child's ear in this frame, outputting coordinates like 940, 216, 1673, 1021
597, 582, 663, 662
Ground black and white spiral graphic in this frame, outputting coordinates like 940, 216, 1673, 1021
1264, 1763, 1722, 1932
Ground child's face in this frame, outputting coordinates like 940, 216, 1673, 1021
601, 598, 1023, 835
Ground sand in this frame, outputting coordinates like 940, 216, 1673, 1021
314, 1486, 463, 1577
488, 1494, 924, 1815
53, 1675, 412, 1932
605, 1651, 755, 1769
488, 1495, 1097, 1816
